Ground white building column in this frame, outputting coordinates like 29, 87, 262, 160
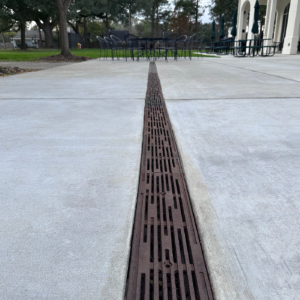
237, 0, 244, 39
265, 0, 278, 44
282, 0, 300, 54
247, 1, 255, 40
264, 0, 272, 38
274, 6, 283, 42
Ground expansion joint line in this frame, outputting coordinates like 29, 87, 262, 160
126, 62, 215, 300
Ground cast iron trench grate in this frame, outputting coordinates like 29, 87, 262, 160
126, 62, 214, 300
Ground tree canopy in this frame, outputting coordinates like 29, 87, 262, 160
0, 0, 240, 57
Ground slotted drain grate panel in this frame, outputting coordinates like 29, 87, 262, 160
126, 62, 214, 300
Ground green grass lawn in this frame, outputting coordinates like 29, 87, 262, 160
0, 48, 217, 62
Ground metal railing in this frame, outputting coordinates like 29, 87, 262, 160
202, 38, 280, 57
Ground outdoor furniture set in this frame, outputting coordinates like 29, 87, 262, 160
96, 33, 206, 61
204, 38, 279, 57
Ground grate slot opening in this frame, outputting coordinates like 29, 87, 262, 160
173, 196, 177, 209
179, 198, 186, 223
143, 225, 147, 243
175, 271, 181, 300
184, 227, 193, 264
164, 225, 168, 236
171, 226, 177, 263
178, 229, 186, 264
169, 207, 173, 222
150, 222, 154, 262
168, 159, 172, 173
150, 269, 154, 300
170, 175, 175, 194
159, 270, 163, 300
192, 271, 201, 300
166, 175, 169, 191
175, 179, 181, 195
145, 196, 148, 221
167, 273, 172, 300
158, 225, 162, 262
162, 198, 167, 222
183, 271, 191, 300
157, 197, 161, 221
151, 175, 154, 193
140, 274, 146, 300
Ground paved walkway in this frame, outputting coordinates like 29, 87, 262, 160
1, 56, 300, 300
157, 56, 300, 300
0, 60, 148, 299
0, 61, 74, 70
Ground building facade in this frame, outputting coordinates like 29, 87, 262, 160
237, 0, 300, 54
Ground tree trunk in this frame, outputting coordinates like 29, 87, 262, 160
37, 19, 56, 48
39, 28, 42, 45
105, 0, 110, 36
1, 33, 6, 49
83, 16, 87, 47
56, 0, 71, 56
129, 4, 131, 34
20, 22, 26, 50
195, 0, 199, 39
219, 15, 222, 41
105, 15, 109, 36
151, 5, 155, 37
178, 13, 180, 36
44, 24, 55, 48
68, 21, 80, 34
156, 7, 159, 36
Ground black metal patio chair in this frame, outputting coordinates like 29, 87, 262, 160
124, 34, 145, 61
195, 35, 205, 59
175, 35, 187, 59
185, 34, 195, 60
157, 33, 179, 61
96, 36, 107, 60
104, 36, 117, 60
110, 35, 126, 59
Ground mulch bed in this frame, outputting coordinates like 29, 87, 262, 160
40, 54, 92, 63
0, 66, 37, 77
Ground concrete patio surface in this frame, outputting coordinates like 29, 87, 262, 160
0, 60, 148, 299
0, 60, 147, 99
0, 61, 73, 70
157, 56, 300, 300
156, 56, 300, 100
1, 55, 300, 300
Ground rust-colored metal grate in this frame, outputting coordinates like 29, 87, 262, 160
126, 62, 214, 300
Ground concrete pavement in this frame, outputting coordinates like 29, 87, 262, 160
0, 60, 147, 99
157, 56, 300, 100
157, 56, 300, 300
0, 61, 73, 70
0, 60, 148, 299
1, 54, 300, 300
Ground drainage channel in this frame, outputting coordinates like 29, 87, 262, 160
126, 62, 214, 300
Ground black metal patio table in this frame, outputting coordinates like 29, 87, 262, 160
137, 37, 165, 60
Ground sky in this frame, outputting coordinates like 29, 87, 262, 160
201, 0, 212, 23
169, 0, 212, 24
